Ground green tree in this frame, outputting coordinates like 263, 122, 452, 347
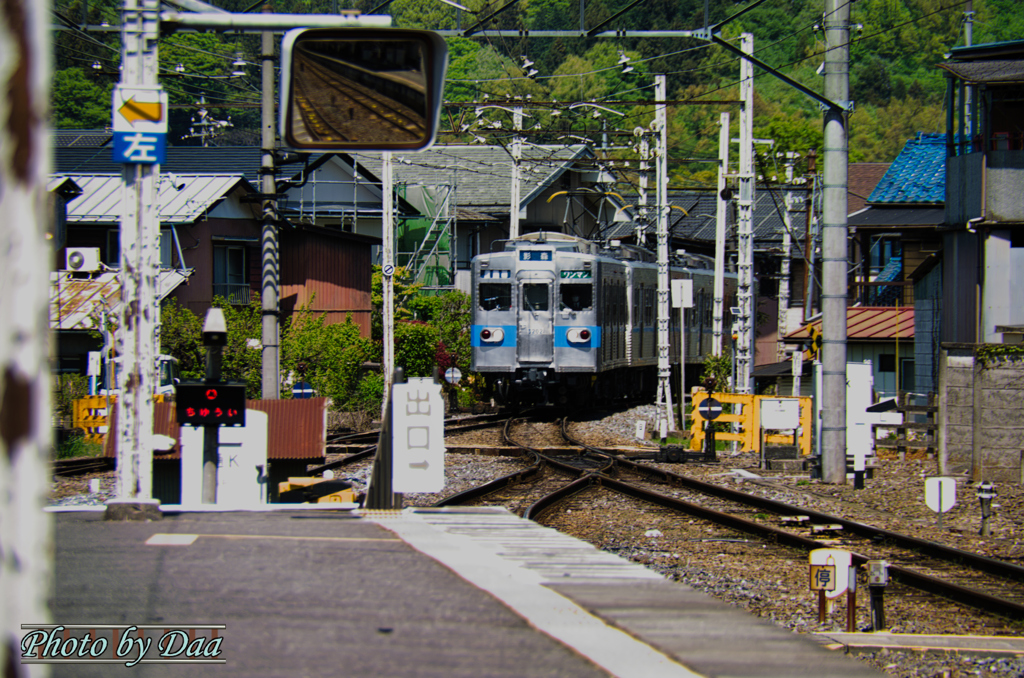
51, 68, 114, 129
160, 299, 205, 381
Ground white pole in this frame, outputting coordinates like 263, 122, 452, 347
0, 0, 53, 663
713, 112, 729, 356
114, 0, 161, 509
735, 33, 755, 394
382, 151, 395, 420
510, 105, 523, 239
654, 75, 676, 432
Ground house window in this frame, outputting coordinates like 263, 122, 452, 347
106, 229, 174, 268
869, 236, 902, 275
879, 354, 896, 372
213, 244, 249, 304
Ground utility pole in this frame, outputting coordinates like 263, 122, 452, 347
821, 0, 851, 484
713, 111, 729, 356
109, 0, 163, 518
653, 75, 676, 433
634, 130, 650, 245
735, 33, 755, 394
0, 0, 52, 663
510, 104, 523, 239
261, 7, 280, 399
778, 153, 798, 361
382, 152, 395, 420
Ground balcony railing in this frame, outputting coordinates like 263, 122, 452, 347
212, 283, 251, 305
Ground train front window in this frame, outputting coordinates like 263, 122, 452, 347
523, 283, 549, 312
479, 283, 512, 311
560, 283, 592, 311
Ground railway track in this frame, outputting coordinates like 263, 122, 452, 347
436, 411, 1024, 623
52, 456, 115, 477
290, 48, 425, 144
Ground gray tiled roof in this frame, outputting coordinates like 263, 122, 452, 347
55, 146, 266, 183
605, 188, 809, 246
350, 145, 594, 213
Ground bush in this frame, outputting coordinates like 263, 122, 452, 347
53, 373, 88, 427
394, 320, 441, 377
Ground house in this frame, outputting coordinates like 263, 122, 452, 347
784, 307, 915, 399
939, 39, 1024, 345
51, 143, 382, 375
847, 133, 946, 395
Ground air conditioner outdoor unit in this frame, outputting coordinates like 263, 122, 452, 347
66, 247, 101, 273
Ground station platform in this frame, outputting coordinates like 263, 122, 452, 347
48, 506, 883, 677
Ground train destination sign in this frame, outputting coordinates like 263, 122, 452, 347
560, 270, 592, 279
519, 250, 552, 261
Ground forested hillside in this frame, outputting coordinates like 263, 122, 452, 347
52, 0, 1023, 183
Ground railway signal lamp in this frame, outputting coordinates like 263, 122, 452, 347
977, 481, 996, 537
866, 560, 888, 631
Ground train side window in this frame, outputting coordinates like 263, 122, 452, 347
560, 283, 592, 311
523, 283, 549, 312
479, 283, 511, 311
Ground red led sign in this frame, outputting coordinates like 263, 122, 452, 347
176, 383, 247, 426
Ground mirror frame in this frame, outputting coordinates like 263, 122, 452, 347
278, 27, 448, 152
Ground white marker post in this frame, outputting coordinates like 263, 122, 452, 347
925, 476, 957, 529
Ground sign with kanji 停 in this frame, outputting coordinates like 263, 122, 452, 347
176, 383, 246, 427
112, 85, 168, 164
809, 564, 837, 591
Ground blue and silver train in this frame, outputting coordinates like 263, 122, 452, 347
471, 232, 738, 406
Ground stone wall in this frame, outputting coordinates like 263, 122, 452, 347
939, 343, 1024, 483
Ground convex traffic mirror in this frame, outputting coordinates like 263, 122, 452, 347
279, 28, 448, 151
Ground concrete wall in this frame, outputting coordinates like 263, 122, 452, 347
940, 343, 1024, 483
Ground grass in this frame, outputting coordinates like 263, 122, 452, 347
56, 435, 104, 460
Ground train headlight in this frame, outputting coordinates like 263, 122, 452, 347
567, 328, 591, 344
480, 328, 504, 343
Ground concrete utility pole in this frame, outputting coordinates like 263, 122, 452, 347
735, 33, 755, 394
821, 0, 852, 484
261, 12, 280, 399
634, 130, 650, 245
382, 152, 395, 420
0, 0, 53, 665
653, 75, 676, 433
111, 0, 162, 515
778, 153, 798, 361
510, 104, 523, 239
713, 112, 729, 356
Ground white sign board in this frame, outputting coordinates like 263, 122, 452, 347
180, 410, 269, 509
670, 278, 694, 309
112, 85, 168, 164
392, 378, 445, 493
925, 476, 957, 513
759, 398, 800, 429
809, 548, 852, 599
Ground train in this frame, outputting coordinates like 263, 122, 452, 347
470, 232, 739, 407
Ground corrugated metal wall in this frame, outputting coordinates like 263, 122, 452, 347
280, 229, 373, 336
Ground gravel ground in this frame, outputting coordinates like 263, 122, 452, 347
51, 405, 1024, 677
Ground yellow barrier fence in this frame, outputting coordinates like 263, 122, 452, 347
689, 392, 813, 456
72, 394, 168, 445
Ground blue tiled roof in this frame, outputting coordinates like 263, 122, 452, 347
867, 133, 946, 205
